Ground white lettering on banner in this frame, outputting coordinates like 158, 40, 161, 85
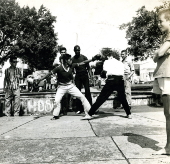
27, 99, 36, 112
46, 99, 54, 112
38, 100, 45, 112
131, 99, 148, 106
27, 99, 54, 113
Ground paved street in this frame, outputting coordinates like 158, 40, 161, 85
0, 105, 169, 164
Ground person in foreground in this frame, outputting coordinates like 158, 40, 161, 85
82, 52, 131, 120
37, 53, 99, 120
152, 9, 170, 155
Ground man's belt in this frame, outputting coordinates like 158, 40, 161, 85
107, 75, 123, 80
59, 81, 72, 86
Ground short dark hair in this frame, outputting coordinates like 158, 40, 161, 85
121, 50, 126, 54
61, 53, 71, 62
59, 47, 67, 53
158, 9, 170, 21
9, 56, 17, 62
74, 45, 81, 51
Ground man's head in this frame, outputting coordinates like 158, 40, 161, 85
106, 52, 120, 61
121, 50, 128, 60
74, 45, 81, 56
9, 56, 18, 68
61, 53, 72, 66
158, 9, 170, 33
59, 47, 67, 55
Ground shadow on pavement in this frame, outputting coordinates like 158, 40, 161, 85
123, 133, 162, 151
90, 111, 127, 120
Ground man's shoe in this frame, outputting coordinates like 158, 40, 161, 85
76, 111, 84, 114
95, 110, 99, 114
51, 116, 59, 120
152, 148, 170, 155
33, 113, 40, 119
81, 115, 92, 120
127, 114, 132, 119
62, 111, 67, 115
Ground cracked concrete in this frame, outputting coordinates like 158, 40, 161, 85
0, 105, 169, 164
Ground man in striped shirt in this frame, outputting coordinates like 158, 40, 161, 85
3, 56, 22, 116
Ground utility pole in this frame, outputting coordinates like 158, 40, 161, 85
76, 33, 78, 45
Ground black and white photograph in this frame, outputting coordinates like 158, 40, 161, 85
0, 0, 170, 163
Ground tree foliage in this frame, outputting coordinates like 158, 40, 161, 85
0, 0, 21, 62
0, 0, 58, 70
119, 1, 170, 60
119, 6, 162, 60
100, 47, 120, 60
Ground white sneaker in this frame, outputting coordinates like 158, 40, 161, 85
92, 114, 99, 118
152, 148, 170, 155
81, 115, 93, 120
76, 111, 84, 114
127, 114, 132, 119
33, 113, 40, 119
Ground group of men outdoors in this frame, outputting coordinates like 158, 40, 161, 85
3, 8, 170, 155
3, 45, 134, 119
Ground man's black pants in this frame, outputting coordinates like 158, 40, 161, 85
88, 75, 131, 116
75, 73, 92, 112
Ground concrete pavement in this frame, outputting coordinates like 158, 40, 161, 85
0, 105, 169, 164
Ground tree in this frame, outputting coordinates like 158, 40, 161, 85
0, 0, 58, 70
120, 6, 162, 60
100, 47, 120, 60
0, 0, 22, 63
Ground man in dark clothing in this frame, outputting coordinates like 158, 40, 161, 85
38, 53, 100, 120
82, 53, 131, 120
53, 47, 71, 115
72, 45, 92, 114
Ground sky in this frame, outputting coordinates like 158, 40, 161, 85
15, 0, 166, 58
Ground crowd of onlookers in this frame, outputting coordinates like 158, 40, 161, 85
26, 74, 58, 92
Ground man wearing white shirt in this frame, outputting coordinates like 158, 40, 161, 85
121, 50, 134, 107
83, 53, 131, 120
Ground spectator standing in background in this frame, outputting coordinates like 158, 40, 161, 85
45, 75, 51, 90
121, 49, 134, 108
72, 45, 92, 114
3, 56, 22, 116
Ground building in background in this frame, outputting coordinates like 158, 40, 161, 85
132, 57, 156, 84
